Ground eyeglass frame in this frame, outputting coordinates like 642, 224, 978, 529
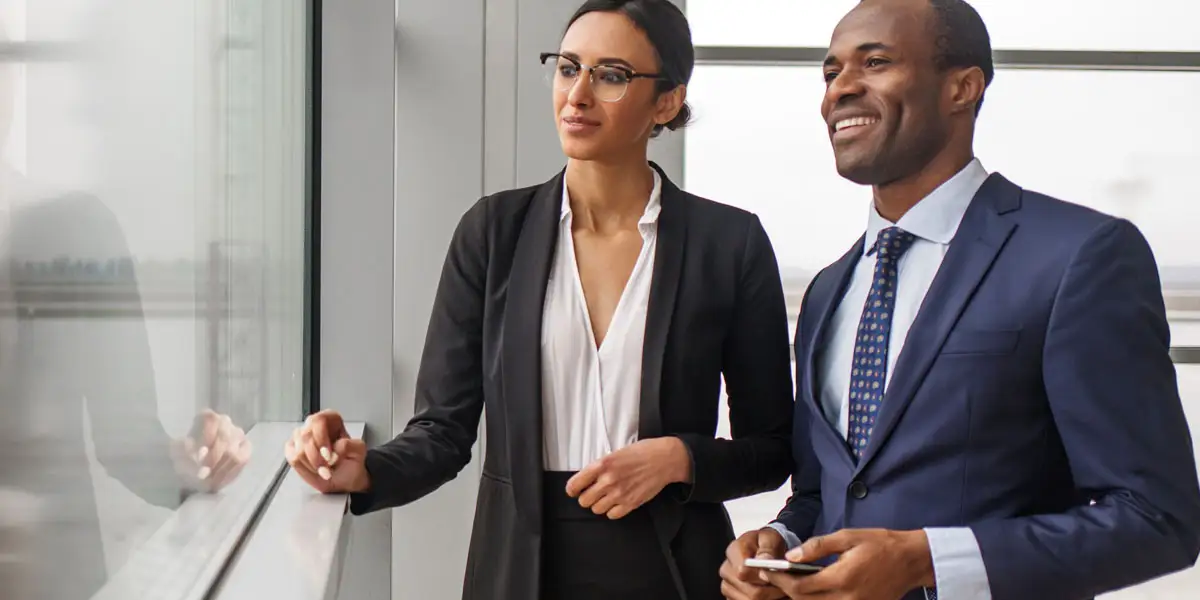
539, 52, 669, 103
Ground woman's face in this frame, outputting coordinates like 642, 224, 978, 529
551, 11, 684, 162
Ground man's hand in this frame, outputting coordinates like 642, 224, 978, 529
170, 409, 252, 493
564, 437, 691, 519
720, 528, 789, 600
762, 528, 934, 599
285, 409, 370, 494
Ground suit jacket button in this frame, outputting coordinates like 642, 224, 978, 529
849, 480, 868, 500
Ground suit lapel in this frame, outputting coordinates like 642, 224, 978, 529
857, 174, 1021, 469
639, 163, 686, 440
802, 238, 863, 468
502, 170, 563, 533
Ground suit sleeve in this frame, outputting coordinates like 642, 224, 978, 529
971, 218, 1200, 599
772, 275, 823, 540
674, 215, 795, 503
350, 197, 490, 514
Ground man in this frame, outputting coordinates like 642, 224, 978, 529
720, 1, 1200, 599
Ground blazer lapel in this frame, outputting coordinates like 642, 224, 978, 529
857, 174, 1021, 469
502, 170, 563, 533
802, 238, 863, 468
637, 166, 694, 598
639, 163, 686, 440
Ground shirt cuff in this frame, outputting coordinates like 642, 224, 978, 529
924, 527, 992, 600
766, 522, 804, 551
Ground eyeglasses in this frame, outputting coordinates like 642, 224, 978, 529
539, 52, 665, 103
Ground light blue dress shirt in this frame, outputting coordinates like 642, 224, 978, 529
769, 158, 993, 600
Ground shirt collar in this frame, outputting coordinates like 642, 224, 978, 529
560, 167, 663, 227
863, 158, 989, 255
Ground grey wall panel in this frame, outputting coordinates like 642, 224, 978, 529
321, 0, 397, 598
391, 0, 488, 598
484, 0, 520, 194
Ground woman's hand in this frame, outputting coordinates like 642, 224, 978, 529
285, 409, 371, 494
565, 437, 692, 519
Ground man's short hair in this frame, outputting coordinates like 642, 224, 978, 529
927, 0, 994, 115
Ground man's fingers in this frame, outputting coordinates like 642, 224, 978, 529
720, 579, 755, 600
788, 530, 856, 563
756, 527, 786, 558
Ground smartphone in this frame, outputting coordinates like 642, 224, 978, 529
743, 558, 824, 575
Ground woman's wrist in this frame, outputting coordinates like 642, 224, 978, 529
664, 437, 693, 484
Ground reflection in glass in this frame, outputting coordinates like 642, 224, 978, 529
687, 0, 1200, 51
0, 0, 307, 597
686, 63, 1200, 598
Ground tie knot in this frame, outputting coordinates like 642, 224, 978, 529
869, 226, 917, 258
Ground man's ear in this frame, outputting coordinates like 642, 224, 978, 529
948, 66, 985, 115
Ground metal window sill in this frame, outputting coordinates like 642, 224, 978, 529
87, 421, 363, 600
207, 422, 364, 600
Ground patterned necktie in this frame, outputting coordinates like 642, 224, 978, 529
846, 226, 917, 460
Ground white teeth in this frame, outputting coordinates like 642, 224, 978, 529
835, 116, 879, 131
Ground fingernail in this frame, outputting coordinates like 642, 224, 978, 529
318, 466, 331, 480
197, 446, 209, 462
786, 549, 803, 561
319, 447, 331, 462
759, 571, 770, 582
327, 452, 339, 466
197, 466, 211, 480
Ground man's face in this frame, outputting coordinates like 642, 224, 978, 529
820, 0, 951, 186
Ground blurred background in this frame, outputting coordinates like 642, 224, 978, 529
1, 0, 308, 597
0, 0, 1196, 598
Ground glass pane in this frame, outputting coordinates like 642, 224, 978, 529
0, 0, 308, 597
688, 0, 1200, 52
686, 66, 1200, 595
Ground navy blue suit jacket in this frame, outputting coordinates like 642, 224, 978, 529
777, 173, 1200, 599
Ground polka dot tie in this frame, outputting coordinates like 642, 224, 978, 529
846, 226, 917, 460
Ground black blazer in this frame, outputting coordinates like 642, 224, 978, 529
350, 164, 794, 600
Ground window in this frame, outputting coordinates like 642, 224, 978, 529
686, 11, 1200, 596
688, 0, 1200, 51
685, 66, 1200, 275
0, 1, 310, 598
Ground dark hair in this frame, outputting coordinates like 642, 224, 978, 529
927, 0, 994, 115
565, 0, 694, 137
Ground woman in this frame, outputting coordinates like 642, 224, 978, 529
286, 1, 794, 598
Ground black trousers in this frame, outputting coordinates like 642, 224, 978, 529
540, 471, 681, 600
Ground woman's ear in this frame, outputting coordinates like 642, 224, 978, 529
655, 84, 686, 127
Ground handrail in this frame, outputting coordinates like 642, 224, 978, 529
1172, 346, 1200, 365
89, 423, 296, 600
206, 423, 365, 600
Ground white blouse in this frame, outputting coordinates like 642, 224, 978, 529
540, 170, 662, 471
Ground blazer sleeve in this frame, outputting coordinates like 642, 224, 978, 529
970, 218, 1200, 599
773, 276, 823, 541
675, 215, 795, 503
351, 197, 490, 514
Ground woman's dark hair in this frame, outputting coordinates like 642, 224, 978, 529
565, 0, 694, 137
